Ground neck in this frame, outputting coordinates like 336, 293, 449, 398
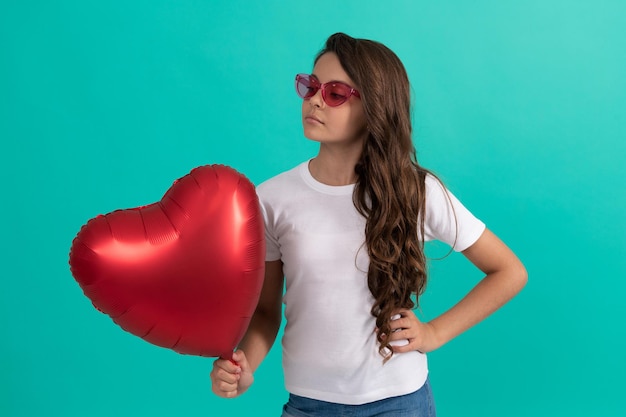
309, 144, 362, 186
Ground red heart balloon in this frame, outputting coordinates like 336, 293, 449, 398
69, 165, 265, 358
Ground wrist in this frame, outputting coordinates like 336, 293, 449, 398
424, 321, 445, 352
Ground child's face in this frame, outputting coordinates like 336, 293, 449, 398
301, 53, 368, 148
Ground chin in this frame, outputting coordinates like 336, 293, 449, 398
302, 130, 323, 143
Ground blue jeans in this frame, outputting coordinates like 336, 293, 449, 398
281, 378, 436, 417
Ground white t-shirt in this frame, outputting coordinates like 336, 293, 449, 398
256, 160, 485, 405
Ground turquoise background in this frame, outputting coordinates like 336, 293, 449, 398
2, 0, 625, 415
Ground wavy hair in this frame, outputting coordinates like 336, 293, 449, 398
316, 33, 437, 362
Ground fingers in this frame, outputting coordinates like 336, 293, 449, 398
375, 310, 416, 337
231, 350, 250, 372
210, 350, 255, 399
388, 317, 409, 331
388, 309, 419, 331
382, 309, 425, 353
392, 341, 416, 353
376, 309, 437, 354
210, 357, 242, 398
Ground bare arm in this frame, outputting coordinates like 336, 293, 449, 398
210, 260, 284, 397
389, 228, 528, 353
238, 259, 284, 370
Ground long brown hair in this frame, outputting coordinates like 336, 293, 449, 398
316, 33, 434, 362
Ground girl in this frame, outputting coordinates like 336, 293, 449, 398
210, 33, 527, 417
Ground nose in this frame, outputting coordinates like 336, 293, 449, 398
308, 88, 324, 108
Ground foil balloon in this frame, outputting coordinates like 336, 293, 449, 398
69, 165, 265, 358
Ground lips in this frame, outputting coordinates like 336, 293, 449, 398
305, 115, 324, 124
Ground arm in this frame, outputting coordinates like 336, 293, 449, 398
237, 259, 284, 370
210, 260, 284, 397
389, 228, 527, 353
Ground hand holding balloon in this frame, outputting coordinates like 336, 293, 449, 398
68, 165, 265, 357
210, 350, 254, 398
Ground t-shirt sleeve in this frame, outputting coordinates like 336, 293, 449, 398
256, 186, 282, 262
423, 175, 486, 252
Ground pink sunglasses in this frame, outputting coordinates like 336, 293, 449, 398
295, 73, 361, 107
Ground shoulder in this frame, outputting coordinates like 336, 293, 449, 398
423, 172, 449, 204
424, 172, 441, 190
421, 172, 486, 251
256, 161, 307, 202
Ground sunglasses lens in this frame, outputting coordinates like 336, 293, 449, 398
296, 74, 318, 99
295, 74, 357, 107
323, 83, 350, 107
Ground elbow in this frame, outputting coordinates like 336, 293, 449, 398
513, 259, 528, 292
255, 305, 282, 330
